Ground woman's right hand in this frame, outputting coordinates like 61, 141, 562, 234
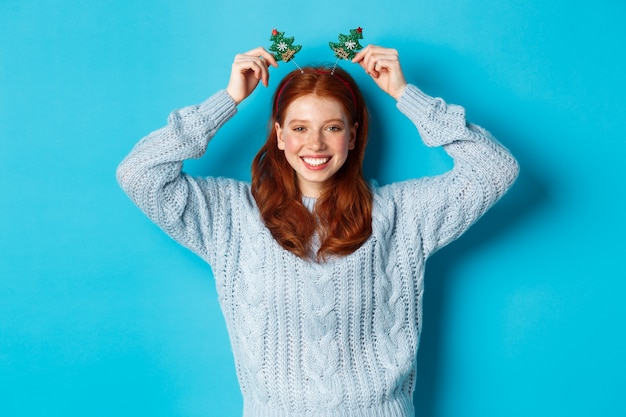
226, 47, 278, 105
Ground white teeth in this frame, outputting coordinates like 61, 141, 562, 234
302, 157, 330, 166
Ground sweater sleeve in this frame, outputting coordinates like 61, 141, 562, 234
393, 84, 519, 257
116, 90, 242, 264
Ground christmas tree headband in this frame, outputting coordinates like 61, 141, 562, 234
269, 28, 363, 113
269, 27, 364, 74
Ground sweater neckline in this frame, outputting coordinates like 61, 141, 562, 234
301, 196, 317, 212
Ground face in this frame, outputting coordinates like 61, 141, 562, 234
275, 94, 358, 198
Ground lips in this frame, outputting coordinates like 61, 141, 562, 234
301, 156, 331, 168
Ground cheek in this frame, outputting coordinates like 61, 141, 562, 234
282, 136, 301, 154
337, 136, 353, 154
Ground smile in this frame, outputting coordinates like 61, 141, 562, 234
301, 157, 331, 167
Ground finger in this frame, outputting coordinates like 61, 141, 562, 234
361, 55, 398, 79
232, 59, 262, 78
352, 48, 379, 76
256, 59, 272, 87
372, 56, 401, 73
362, 51, 399, 68
351, 45, 369, 63
233, 56, 269, 86
353, 45, 397, 62
242, 47, 279, 68
353, 46, 400, 78
237, 49, 278, 86
365, 53, 400, 73
352, 44, 380, 62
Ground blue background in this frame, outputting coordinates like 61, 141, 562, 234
1, 1, 625, 416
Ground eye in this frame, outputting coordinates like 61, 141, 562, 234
292, 126, 306, 132
326, 125, 343, 132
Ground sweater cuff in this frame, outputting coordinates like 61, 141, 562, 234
396, 84, 432, 120
396, 84, 469, 148
197, 89, 238, 132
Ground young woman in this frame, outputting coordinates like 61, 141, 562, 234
117, 45, 519, 417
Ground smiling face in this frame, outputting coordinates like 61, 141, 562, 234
275, 94, 358, 198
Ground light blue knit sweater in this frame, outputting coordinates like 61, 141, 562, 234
117, 85, 519, 417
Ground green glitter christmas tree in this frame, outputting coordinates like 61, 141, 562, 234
269, 29, 302, 62
329, 27, 364, 60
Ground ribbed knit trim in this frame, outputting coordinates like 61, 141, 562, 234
396, 84, 431, 119
198, 89, 238, 131
302, 196, 317, 211
243, 396, 414, 417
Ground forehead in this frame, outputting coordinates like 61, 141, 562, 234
283, 94, 347, 121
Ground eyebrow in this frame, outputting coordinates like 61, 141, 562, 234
287, 118, 346, 125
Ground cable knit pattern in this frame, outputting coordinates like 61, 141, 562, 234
117, 85, 519, 417
301, 262, 342, 409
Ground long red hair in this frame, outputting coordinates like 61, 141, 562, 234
251, 66, 372, 260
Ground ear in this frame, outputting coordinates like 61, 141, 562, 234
348, 122, 358, 150
275, 122, 285, 150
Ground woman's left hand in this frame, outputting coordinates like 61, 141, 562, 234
352, 45, 407, 100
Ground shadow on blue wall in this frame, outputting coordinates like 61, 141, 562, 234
407, 51, 552, 417
413, 157, 546, 416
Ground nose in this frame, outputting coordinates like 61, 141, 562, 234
307, 130, 326, 151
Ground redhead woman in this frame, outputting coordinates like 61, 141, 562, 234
117, 45, 519, 417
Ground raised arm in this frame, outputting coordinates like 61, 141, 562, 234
355, 45, 519, 257
116, 90, 238, 262
116, 48, 277, 263
396, 84, 519, 256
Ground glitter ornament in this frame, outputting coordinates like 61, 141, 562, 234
329, 27, 364, 60
269, 29, 302, 63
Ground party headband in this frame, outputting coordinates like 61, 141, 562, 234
269, 27, 364, 74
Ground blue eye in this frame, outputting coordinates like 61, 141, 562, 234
293, 126, 306, 132
327, 126, 342, 132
